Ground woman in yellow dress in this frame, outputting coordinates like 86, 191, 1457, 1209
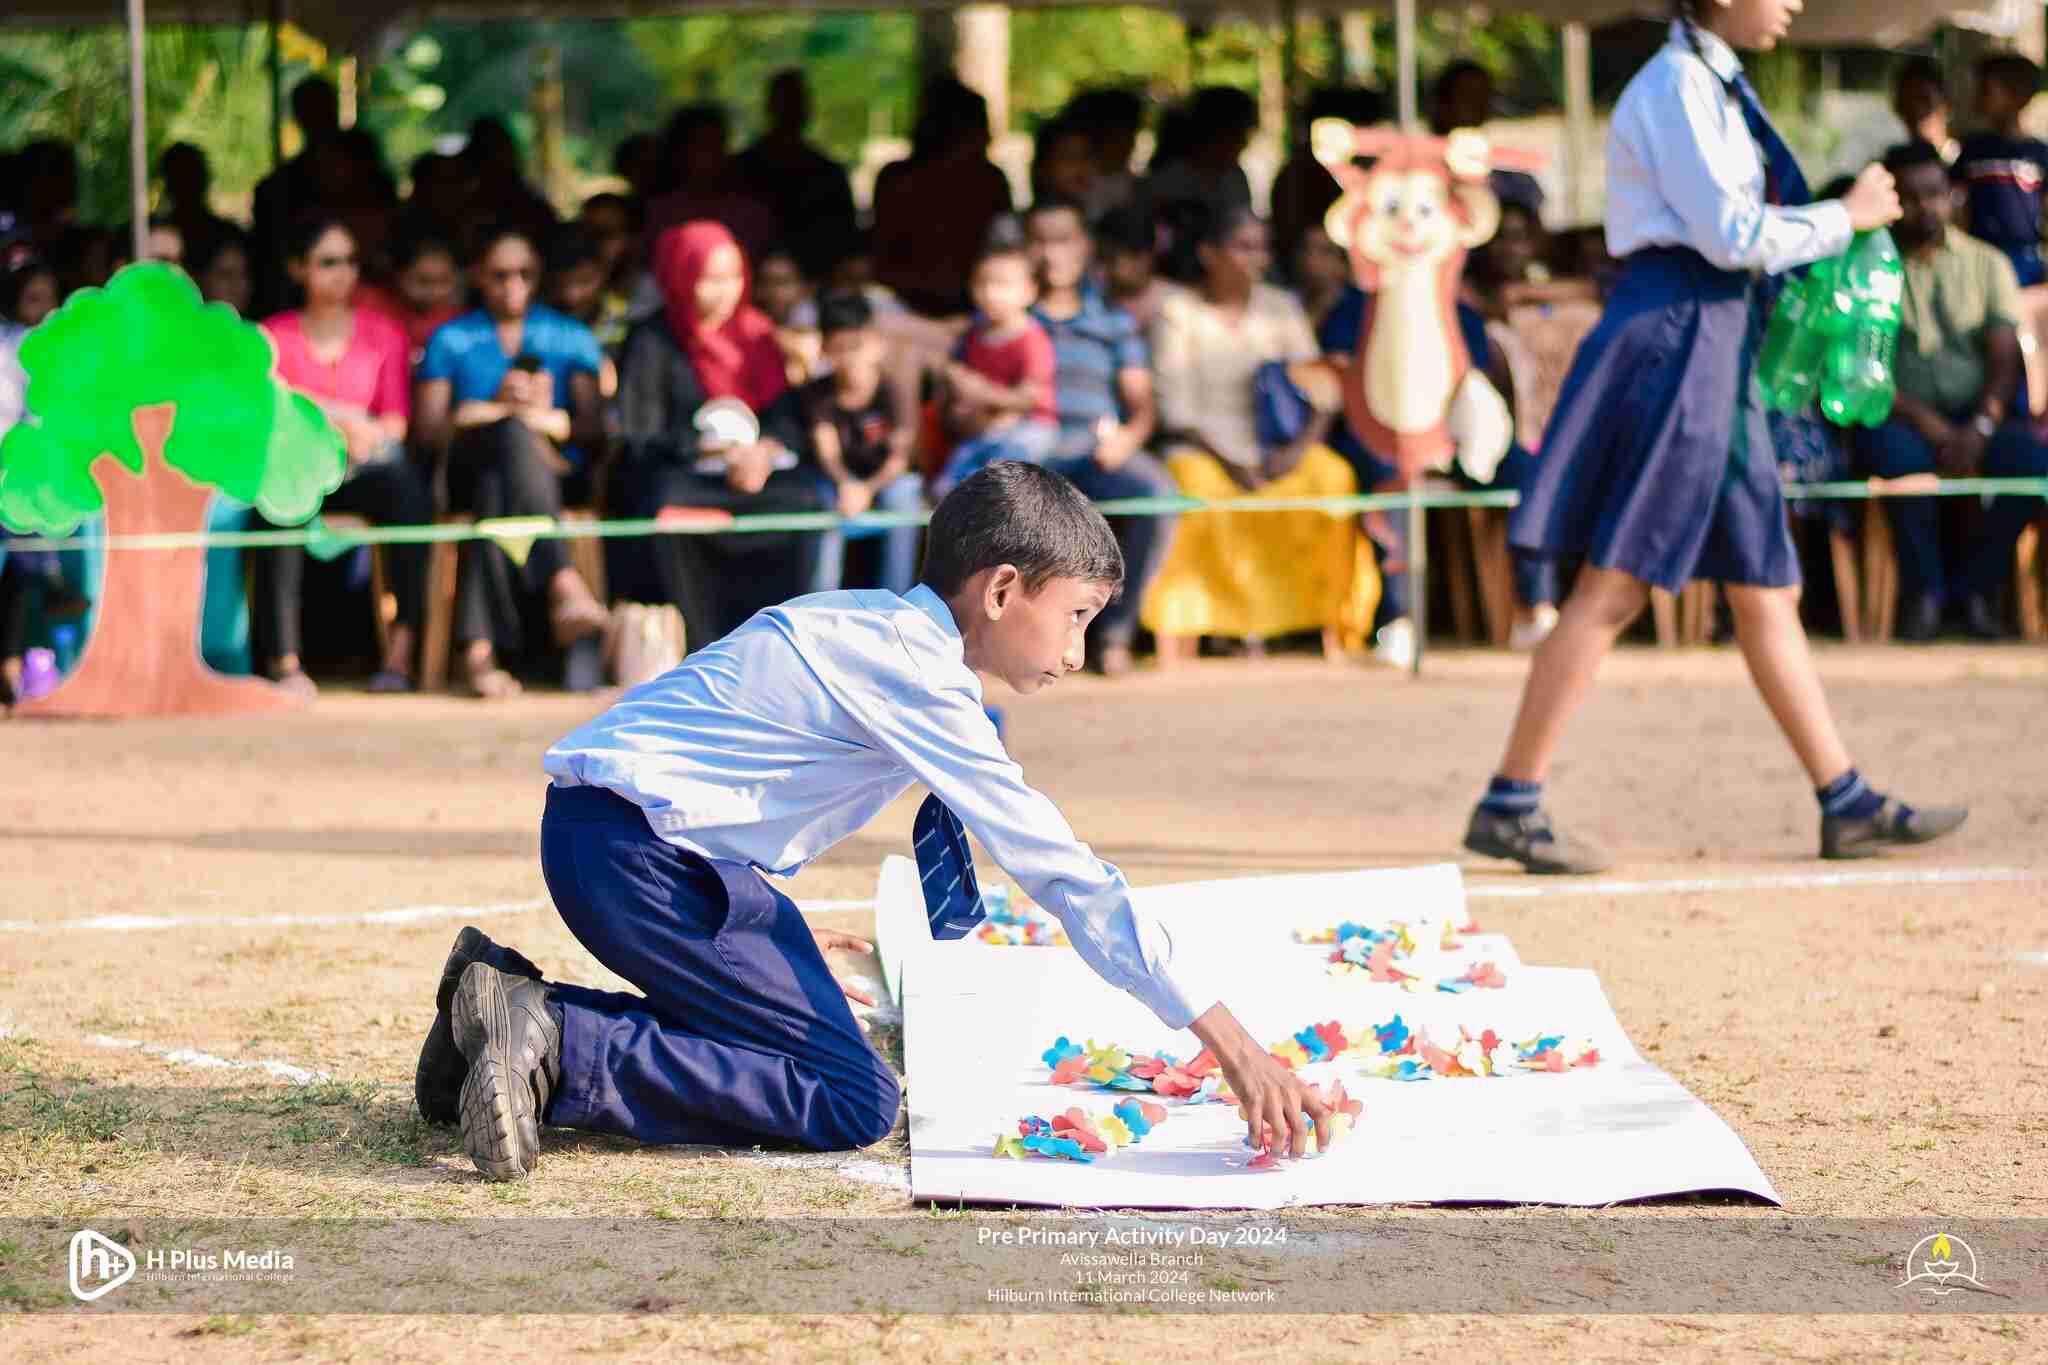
1141, 205, 1376, 657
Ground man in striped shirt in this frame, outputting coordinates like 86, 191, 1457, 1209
1958, 53, 2048, 287
1025, 196, 1176, 676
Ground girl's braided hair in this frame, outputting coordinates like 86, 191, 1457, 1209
1672, 0, 1714, 69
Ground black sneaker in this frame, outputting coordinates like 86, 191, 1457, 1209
1463, 804, 1612, 876
452, 962, 562, 1181
415, 927, 542, 1126
1821, 797, 1968, 860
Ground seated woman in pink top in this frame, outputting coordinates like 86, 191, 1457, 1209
254, 217, 435, 696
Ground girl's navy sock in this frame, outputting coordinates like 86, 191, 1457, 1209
1479, 776, 1543, 816
1817, 768, 1887, 820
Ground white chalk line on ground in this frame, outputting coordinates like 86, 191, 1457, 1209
1, 1014, 333, 1085
728, 1149, 910, 1195
7, 1013, 914, 1193
5, 867, 2036, 936
0, 895, 878, 935
1466, 866, 2042, 900
83, 1033, 332, 1085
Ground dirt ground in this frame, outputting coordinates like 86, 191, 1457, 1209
1, 641, 2044, 1361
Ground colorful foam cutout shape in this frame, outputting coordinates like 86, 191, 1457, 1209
1040, 1036, 1230, 1103
0, 264, 345, 716
976, 901, 1070, 946
1302, 917, 1508, 992
995, 1098, 1171, 1164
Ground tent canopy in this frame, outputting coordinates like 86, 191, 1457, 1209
2, 0, 2031, 56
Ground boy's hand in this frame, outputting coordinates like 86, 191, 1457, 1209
812, 928, 879, 1007
1189, 1004, 1331, 1159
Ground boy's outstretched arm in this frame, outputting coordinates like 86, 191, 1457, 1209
1190, 1003, 1334, 1159
819, 632, 1332, 1157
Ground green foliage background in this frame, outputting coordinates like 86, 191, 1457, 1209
1, 10, 1912, 224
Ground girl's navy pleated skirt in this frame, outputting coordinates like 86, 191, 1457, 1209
1509, 246, 1801, 592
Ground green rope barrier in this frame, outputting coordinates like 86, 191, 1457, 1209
3, 479, 2044, 554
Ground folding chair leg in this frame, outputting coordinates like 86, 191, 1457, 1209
2018, 522, 2046, 642
1650, 588, 1679, 647
1861, 503, 1897, 643
419, 540, 458, 692
1466, 506, 1515, 648
1430, 507, 1480, 644
1680, 581, 1714, 644
1829, 527, 1863, 642
367, 546, 394, 664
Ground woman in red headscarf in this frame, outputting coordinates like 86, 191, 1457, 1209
612, 221, 835, 645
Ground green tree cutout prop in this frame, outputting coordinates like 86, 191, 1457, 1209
0, 264, 345, 716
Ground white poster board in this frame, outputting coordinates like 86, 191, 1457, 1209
892, 862, 1778, 1211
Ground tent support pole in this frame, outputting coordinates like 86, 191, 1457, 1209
1395, 0, 1418, 132
1280, 0, 1299, 147
126, 0, 148, 260
269, 0, 284, 171
1563, 21, 1591, 225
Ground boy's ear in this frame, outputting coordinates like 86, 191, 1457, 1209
983, 563, 1022, 616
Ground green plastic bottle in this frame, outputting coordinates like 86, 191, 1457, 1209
1757, 259, 1833, 413
1817, 229, 1903, 428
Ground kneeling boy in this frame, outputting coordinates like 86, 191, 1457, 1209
413, 462, 1330, 1179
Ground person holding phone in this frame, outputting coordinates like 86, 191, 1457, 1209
252, 216, 435, 696
610, 221, 835, 647
414, 224, 610, 699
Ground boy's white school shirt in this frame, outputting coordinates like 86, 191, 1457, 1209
543, 584, 1214, 1030
1604, 21, 1851, 276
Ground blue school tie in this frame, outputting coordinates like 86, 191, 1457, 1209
1725, 70, 1810, 208
912, 793, 988, 940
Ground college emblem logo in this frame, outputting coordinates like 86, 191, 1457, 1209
1897, 1232, 1985, 1297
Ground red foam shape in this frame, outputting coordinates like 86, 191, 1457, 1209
1464, 962, 1508, 990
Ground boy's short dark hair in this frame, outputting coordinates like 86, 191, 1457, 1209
545, 225, 601, 275
1979, 53, 2042, 100
815, 290, 874, 336
920, 463, 1125, 600
1883, 138, 1952, 179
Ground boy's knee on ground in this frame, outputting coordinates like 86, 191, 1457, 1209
819, 1054, 901, 1149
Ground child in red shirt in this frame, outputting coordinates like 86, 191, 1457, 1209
932, 244, 1060, 497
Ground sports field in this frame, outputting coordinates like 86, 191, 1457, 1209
2, 642, 2043, 1360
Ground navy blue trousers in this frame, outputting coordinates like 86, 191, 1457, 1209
1855, 414, 2048, 601
538, 784, 900, 1151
